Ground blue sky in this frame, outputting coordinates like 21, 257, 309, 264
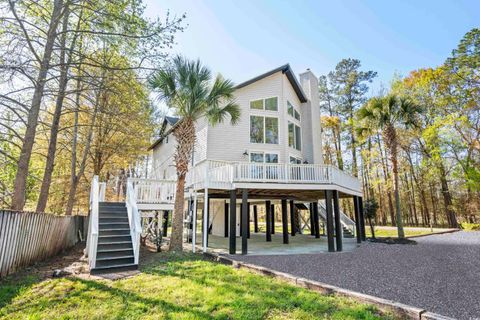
145, 0, 479, 95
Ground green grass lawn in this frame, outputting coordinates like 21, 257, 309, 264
365, 226, 452, 238
0, 252, 396, 320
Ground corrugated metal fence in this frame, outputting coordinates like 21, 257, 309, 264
0, 210, 87, 278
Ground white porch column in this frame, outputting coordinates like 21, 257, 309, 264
203, 188, 208, 253
192, 191, 198, 253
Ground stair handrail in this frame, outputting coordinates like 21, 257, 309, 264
126, 179, 141, 265
317, 201, 356, 235
86, 175, 100, 269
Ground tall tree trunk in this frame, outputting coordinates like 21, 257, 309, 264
377, 134, 395, 225
169, 119, 196, 251
11, 0, 65, 210
65, 78, 102, 215
36, 4, 72, 213
438, 164, 459, 228
384, 125, 405, 238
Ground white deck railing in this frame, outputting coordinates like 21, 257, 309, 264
129, 178, 176, 204
86, 175, 100, 269
126, 180, 142, 264
187, 160, 361, 191
130, 160, 361, 205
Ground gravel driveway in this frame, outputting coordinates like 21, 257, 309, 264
231, 231, 480, 319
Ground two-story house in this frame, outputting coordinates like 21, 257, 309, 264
139, 64, 366, 255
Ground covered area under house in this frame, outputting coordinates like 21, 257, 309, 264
134, 160, 367, 256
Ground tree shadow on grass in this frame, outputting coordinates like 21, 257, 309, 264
1, 276, 216, 319
141, 252, 387, 319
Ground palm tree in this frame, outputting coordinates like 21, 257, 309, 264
149, 56, 240, 251
357, 95, 422, 238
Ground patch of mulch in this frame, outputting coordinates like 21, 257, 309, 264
368, 237, 417, 245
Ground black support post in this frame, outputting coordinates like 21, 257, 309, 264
281, 199, 289, 244
325, 191, 335, 252
253, 205, 259, 233
359, 197, 366, 241
353, 196, 362, 243
309, 203, 314, 235
290, 200, 295, 236
312, 202, 320, 238
241, 189, 248, 255
247, 202, 251, 239
332, 190, 342, 252
271, 204, 275, 234
224, 201, 229, 238
229, 190, 237, 254
162, 211, 168, 237
266, 200, 272, 242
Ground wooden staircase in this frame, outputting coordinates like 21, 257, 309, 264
90, 202, 138, 274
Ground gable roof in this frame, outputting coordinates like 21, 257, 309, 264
148, 116, 181, 150
148, 64, 308, 151
235, 64, 308, 103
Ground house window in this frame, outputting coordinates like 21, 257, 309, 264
250, 99, 263, 110
251, 152, 278, 163
265, 97, 278, 111
250, 152, 264, 163
288, 121, 301, 150
250, 116, 264, 143
250, 97, 278, 111
287, 101, 300, 121
290, 156, 302, 164
250, 116, 278, 144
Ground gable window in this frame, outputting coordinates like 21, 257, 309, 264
287, 101, 301, 121
288, 121, 301, 150
250, 97, 278, 111
250, 116, 278, 144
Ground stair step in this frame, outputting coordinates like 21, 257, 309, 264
99, 224, 130, 229
100, 218, 129, 223
90, 263, 138, 275
99, 214, 128, 219
100, 202, 126, 206
99, 229, 130, 236
98, 248, 134, 254
99, 210, 127, 214
98, 235, 132, 243
98, 242, 133, 250
95, 257, 134, 268
96, 254, 134, 261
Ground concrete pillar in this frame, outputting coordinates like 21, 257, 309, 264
229, 190, 237, 254
332, 190, 342, 252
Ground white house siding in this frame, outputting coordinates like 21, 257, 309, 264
282, 74, 304, 163
152, 67, 324, 175
152, 131, 177, 179
206, 72, 303, 163
300, 70, 323, 164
